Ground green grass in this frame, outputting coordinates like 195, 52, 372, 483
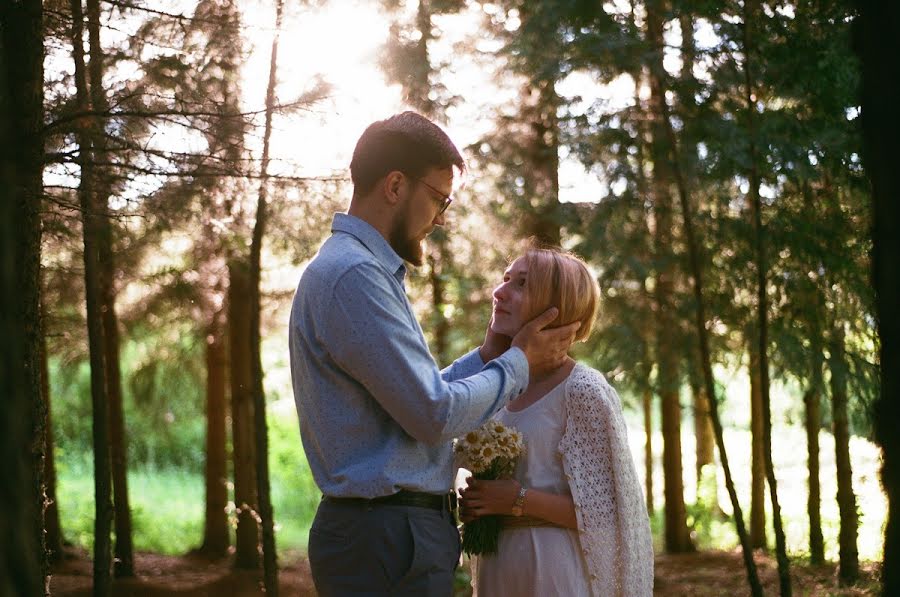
55, 406, 320, 557
56, 407, 886, 563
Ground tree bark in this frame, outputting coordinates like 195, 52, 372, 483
200, 310, 230, 557
99, 213, 133, 579
41, 294, 64, 563
853, 4, 900, 594
804, 320, 825, 565
84, 0, 134, 575
689, 357, 715, 493
829, 324, 859, 584
645, 0, 693, 554
742, 0, 791, 592
645, 3, 759, 587
70, 0, 114, 591
643, 385, 654, 515
249, 1, 283, 590
427, 230, 451, 366
516, 3, 560, 246
229, 260, 259, 570
0, 0, 48, 591
748, 339, 767, 550
800, 180, 825, 565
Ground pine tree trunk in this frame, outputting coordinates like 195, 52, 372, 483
517, 2, 561, 246
427, 231, 450, 367
645, 4, 759, 587
83, 0, 134, 575
643, 385, 654, 515
41, 297, 64, 562
229, 260, 259, 570
801, 181, 825, 565
645, 0, 692, 554
249, 2, 283, 589
201, 311, 230, 557
689, 359, 715, 491
829, 324, 859, 584
854, 4, 900, 594
521, 77, 561, 246
70, 0, 114, 592
99, 223, 133, 577
743, 0, 791, 592
1, 0, 48, 591
804, 326, 825, 565
748, 340, 767, 550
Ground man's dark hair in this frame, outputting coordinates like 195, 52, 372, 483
349, 111, 465, 196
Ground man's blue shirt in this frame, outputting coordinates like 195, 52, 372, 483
289, 213, 529, 498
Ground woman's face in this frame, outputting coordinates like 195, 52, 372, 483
491, 256, 528, 336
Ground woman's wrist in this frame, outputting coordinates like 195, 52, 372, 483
511, 484, 528, 516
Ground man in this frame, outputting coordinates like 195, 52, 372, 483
289, 111, 577, 596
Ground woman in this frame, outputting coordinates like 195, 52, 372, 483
460, 247, 654, 597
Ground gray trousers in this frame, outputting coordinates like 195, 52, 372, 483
308, 499, 461, 596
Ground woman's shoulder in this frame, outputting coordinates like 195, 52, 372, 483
565, 364, 621, 408
567, 363, 612, 391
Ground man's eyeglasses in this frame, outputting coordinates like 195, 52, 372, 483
408, 176, 453, 215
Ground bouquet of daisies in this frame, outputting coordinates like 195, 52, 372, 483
454, 420, 525, 555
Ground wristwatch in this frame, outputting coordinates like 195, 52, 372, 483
511, 486, 528, 517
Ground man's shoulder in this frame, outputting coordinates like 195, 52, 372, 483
301, 234, 389, 294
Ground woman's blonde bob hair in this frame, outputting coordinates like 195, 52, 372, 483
518, 244, 600, 343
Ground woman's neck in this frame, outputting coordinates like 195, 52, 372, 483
529, 356, 575, 386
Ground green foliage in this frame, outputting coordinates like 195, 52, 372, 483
49, 322, 206, 470
55, 407, 320, 556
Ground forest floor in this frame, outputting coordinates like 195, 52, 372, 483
49, 546, 881, 596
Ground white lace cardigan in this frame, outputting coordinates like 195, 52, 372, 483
560, 363, 654, 597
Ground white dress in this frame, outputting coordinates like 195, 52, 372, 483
473, 375, 593, 597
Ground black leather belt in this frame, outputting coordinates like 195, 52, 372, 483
323, 490, 457, 512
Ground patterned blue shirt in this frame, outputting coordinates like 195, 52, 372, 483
289, 213, 529, 498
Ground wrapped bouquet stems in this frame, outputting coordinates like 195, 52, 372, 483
454, 421, 525, 556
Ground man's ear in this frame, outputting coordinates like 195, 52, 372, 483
382, 171, 405, 206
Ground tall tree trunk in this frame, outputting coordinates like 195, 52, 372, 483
643, 383, 654, 515
801, 180, 825, 565
0, 0, 48, 592
742, 0, 791, 592
689, 356, 715, 493
645, 0, 693, 554
516, 3, 560, 246
829, 324, 859, 584
748, 339, 767, 550
632, 63, 655, 518
70, 0, 113, 591
427, 230, 450, 366
646, 3, 759, 586
521, 77, 561, 246
854, 4, 900, 594
201, 310, 230, 557
84, 0, 134, 576
804, 319, 825, 565
41, 294, 64, 563
99, 222, 133, 578
249, 1, 283, 591
229, 260, 259, 570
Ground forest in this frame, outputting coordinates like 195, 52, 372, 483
2, 0, 899, 596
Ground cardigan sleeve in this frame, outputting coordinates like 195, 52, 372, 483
558, 365, 654, 597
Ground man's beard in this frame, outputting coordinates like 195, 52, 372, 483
388, 217, 425, 266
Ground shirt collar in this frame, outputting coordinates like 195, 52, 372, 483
332, 213, 406, 281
